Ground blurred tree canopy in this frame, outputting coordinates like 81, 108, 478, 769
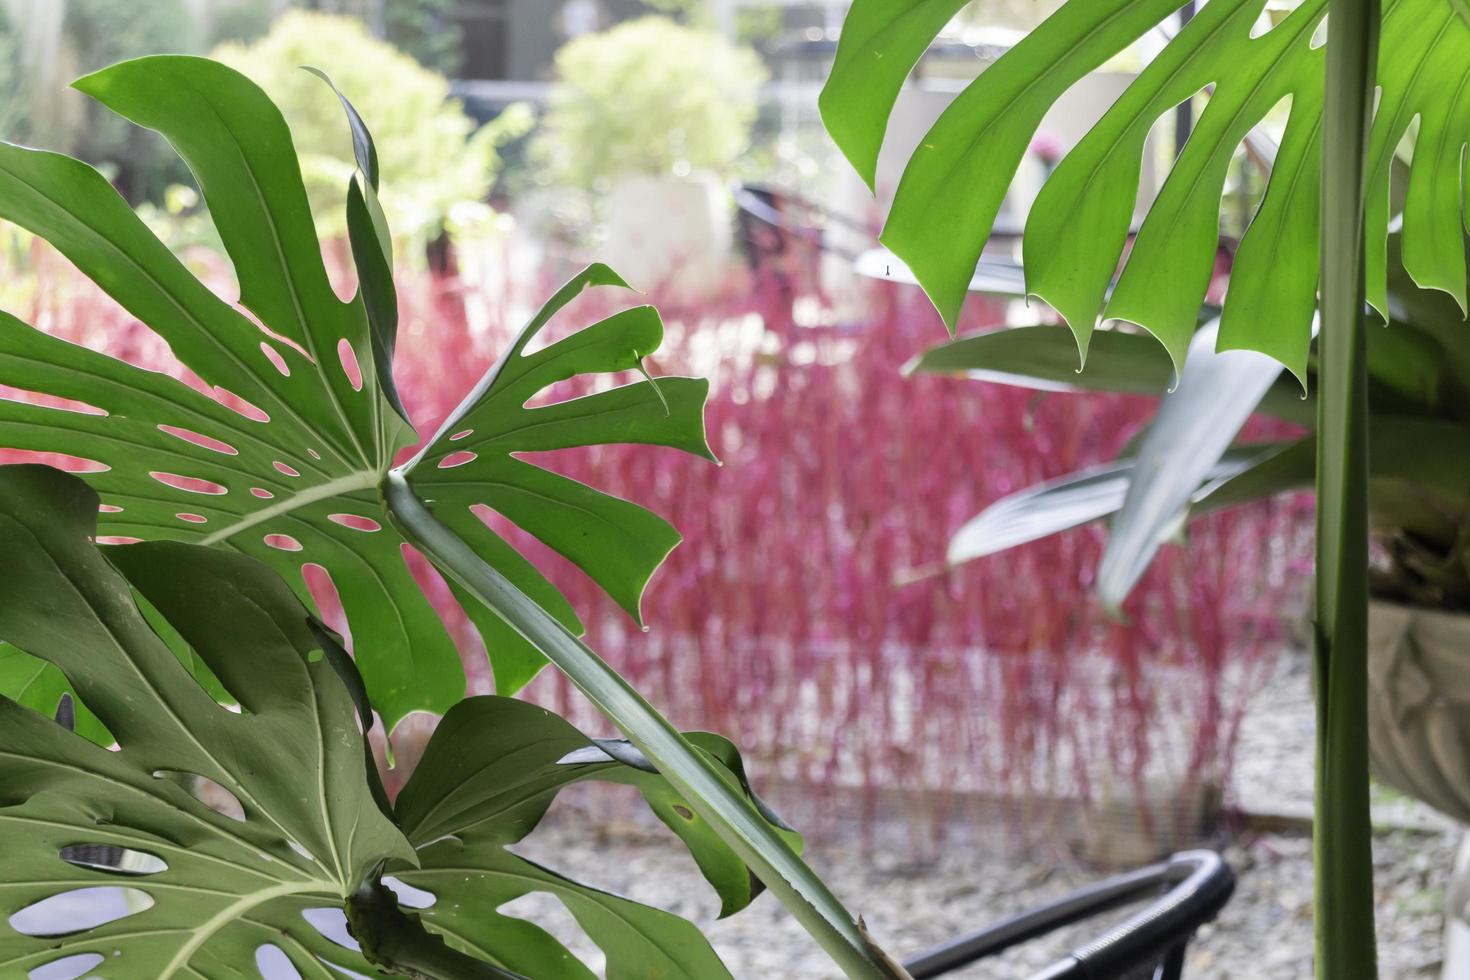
214, 10, 527, 245
0, 0, 467, 205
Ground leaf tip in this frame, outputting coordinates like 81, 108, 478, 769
584, 262, 636, 293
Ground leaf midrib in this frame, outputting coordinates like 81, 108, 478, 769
160, 880, 329, 979
198, 470, 379, 545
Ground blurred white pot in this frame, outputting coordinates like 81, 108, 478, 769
602, 172, 733, 302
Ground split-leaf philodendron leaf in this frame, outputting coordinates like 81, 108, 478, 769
0, 55, 711, 729
388, 697, 801, 977
0, 464, 412, 978
0, 466, 788, 979
820, 0, 1470, 382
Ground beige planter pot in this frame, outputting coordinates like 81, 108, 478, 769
1367, 601, 1470, 825
1367, 601, 1470, 978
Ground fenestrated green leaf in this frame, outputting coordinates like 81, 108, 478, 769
821, 0, 1470, 380
404, 263, 717, 692
390, 696, 793, 978
947, 446, 1277, 565
0, 465, 759, 980
0, 56, 706, 725
0, 54, 449, 729
0, 465, 412, 979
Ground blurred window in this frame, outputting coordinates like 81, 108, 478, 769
561, 0, 601, 38
455, 0, 510, 80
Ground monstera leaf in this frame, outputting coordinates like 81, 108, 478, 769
0, 465, 415, 978
386, 697, 800, 978
406, 264, 715, 694
0, 55, 710, 727
820, 0, 1470, 381
0, 465, 802, 980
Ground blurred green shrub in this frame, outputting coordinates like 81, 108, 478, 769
532, 16, 767, 192
639, 0, 781, 40
214, 10, 526, 246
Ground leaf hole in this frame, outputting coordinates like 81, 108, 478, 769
383, 877, 437, 909
302, 564, 350, 646
327, 513, 381, 533
273, 460, 301, 478
238, 304, 315, 362
150, 472, 228, 495
302, 908, 359, 951
449, 428, 475, 441
175, 513, 208, 525
9, 887, 153, 937
60, 844, 167, 876
28, 952, 105, 980
264, 534, 304, 553
212, 387, 271, 423
1309, 15, 1328, 48
254, 944, 303, 979
0, 452, 109, 474
260, 342, 291, 377
337, 338, 364, 392
0, 387, 106, 417
250, 487, 275, 499
157, 425, 239, 456
437, 450, 477, 469
152, 771, 246, 821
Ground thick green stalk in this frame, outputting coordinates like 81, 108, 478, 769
383, 472, 907, 980
1315, 1, 1379, 978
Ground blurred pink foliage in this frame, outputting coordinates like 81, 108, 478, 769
3, 233, 1312, 846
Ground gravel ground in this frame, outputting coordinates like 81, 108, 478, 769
512, 650, 1463, 979
516, 804, 1457, 978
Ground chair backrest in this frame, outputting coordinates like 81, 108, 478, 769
903, 850, 1235, 980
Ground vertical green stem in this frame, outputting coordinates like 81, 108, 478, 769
1315, 1, 1379, 977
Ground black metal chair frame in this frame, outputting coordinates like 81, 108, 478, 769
902, 850, 1235, 980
